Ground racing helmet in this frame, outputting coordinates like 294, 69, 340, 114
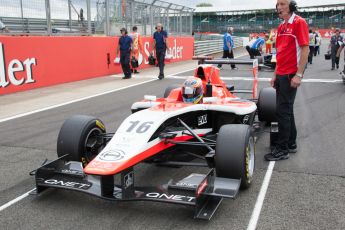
182, 77, 203, 104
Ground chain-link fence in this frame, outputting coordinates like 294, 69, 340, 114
0, 0, 194, 36
94, 0, 194, 36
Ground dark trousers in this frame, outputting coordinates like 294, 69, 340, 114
120, 51, 131, 77
275, 74, 297, 149
218, 50, 236, 68
314, 46, 319, 56
308, 46, 314, 64
156, 48, 166, 75
246, 46, 261, 59
331, 46, 340, 68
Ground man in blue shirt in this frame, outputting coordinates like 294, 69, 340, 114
116, 28, 133, 79
247, 34, 268, 59
218, 27, 237, 70
152, 23, 169, 80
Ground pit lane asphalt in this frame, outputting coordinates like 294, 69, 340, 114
1, 44, 344, 229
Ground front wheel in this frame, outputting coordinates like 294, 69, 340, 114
57, 115, 106, 167
215, 124, 255, 189
257, 87, 277, 123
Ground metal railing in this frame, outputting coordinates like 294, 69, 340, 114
0, 0, 194, 36
194, 36, 243, 56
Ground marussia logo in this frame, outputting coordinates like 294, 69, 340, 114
0, 43, 37, 88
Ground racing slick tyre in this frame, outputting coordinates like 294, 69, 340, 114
257, 87, 277, 123
164, 84, 180, 98
215, 124, 255, 189
57, 115, 106, 167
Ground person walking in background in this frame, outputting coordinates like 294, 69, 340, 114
265, 0, 309, 161
329, 28, 343, 70
130, 26, 143, 74
152, 23, 168, 80
218, 27, 237, 70
116, 28, 133, 79
337, 40, 345, 78
314, 31, 321, 56
265, 31, 274, 54
308, 29, 315, 64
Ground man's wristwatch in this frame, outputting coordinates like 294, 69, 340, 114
295, 73, 303, 79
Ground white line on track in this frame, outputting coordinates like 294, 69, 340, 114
247, 161, 276, 230
0, 188, 36, 212
0, 79, 156, 124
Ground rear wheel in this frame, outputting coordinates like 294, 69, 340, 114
258, 87, 277, 123
164, 84, 180, 98
57, 115, 106, 167
215, 124, 255, 189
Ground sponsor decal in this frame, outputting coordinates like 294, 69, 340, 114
143, 39, 184, 64
124, 172, 134, 189
198, 114, 207, 126
43, 179, 91, 190
61, 169, 83, 176
145, 192, 195, 202
95, 120, 105, 131
242, 115, 250, 124
99, 149, 125, 162
0, 43, 37, 88
175, 182, 198, 188
196, 179, 208, 197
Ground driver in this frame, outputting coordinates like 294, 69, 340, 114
182, 77, 203, 104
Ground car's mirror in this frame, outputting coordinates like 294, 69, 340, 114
226, 85, 235, 92
144, 95, 157, 101
203, 97, 217, 103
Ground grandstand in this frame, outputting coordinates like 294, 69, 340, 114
193, 3, 345, 34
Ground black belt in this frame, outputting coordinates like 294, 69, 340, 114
277, 73, 296, 78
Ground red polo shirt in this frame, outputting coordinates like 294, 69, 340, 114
276, 13, 309, 75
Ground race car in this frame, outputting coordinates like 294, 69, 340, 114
31, 58, 276, 220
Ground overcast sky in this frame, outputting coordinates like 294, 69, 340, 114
170, 0, 344, 10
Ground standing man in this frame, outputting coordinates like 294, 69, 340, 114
315, 31, 321, 56
265, 31, 274, 54
329, 28, 343, 70
337, 39, 345, 78
116, 28, 133, 79
130, 26, 143, 74
218, 27, 237, 70
152, 23, 168, 80
308, 29, 316, 64
265, 0, 309, 161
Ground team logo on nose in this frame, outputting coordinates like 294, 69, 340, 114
99, 149, 125, 162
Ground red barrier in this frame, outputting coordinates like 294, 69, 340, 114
0, 36, 194, 95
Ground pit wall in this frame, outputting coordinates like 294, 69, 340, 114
0, 36, 194, 95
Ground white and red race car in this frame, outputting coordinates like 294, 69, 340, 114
31, 58, 276, 220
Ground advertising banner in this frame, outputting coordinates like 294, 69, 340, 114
0, 36, 194, 95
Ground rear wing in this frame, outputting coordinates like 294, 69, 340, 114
201, 58, 259, 100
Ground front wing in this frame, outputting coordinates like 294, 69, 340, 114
31, 155, 241, 220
